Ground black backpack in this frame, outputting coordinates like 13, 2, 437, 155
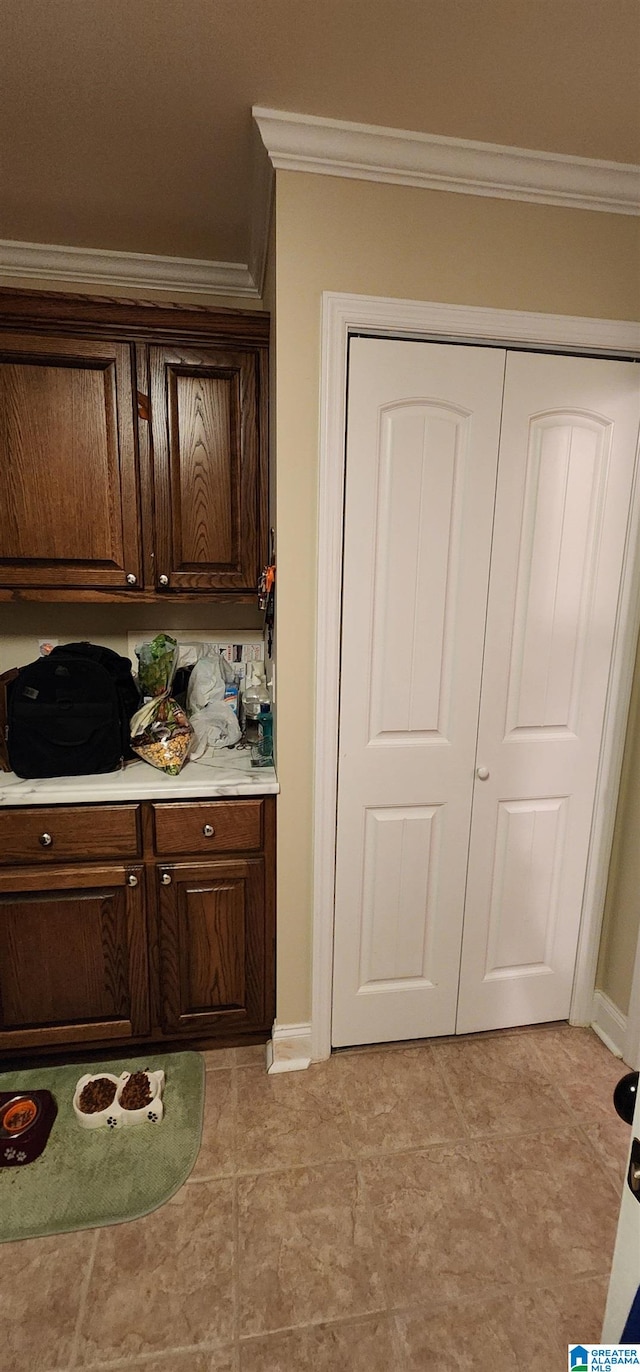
7, 642, 140, 780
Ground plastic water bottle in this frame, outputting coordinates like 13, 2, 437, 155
251, 702, 273, 767
242, 664, 270, 743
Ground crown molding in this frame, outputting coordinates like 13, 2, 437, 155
3, 109, 636, 304
0, 239, 259, 298
249, 120, 275, 298
253, 107, 640, 216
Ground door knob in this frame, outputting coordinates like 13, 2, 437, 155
158, 575, 169, 587
160, 871, 172, 885
126, 573, 137, 585
476, 767, 490, 781
202, 824, 215, 837
39, 832, 52, 847
127, 874, 138, 887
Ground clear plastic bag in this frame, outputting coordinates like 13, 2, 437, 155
135, 633, 179, 699
189, 702, 241, 763
186, 651, 234, 713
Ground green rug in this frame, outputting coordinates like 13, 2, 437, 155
0, 1051, 205, 1243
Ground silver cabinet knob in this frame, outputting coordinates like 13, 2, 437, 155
158, 574, 169, 587
127, 873, 138, 887
476, 766, 490, 781
160, 871, 172, 885
202, 824, 215, 838
126, 573, 137, 585
39, 832, 52, 847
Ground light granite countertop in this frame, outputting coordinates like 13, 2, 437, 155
0, 751, 278, 806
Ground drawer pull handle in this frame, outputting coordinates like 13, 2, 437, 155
126, 573, 137, 586
202, 824, 215, 838
158, 574, 169, 587
160, 871, 172, 885
39, 832, 53, 848
127, 874, 138, 887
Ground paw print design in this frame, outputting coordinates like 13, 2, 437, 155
4, 1147, 15, 1160
16, 1151, 27, 1162
147, 1111, 158, 1123
106, 1116, 118, 1129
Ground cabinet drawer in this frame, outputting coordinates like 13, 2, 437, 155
153, 800, 263, 856
0, 805, 140, 864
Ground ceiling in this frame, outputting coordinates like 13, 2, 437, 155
1, 0, 639, 267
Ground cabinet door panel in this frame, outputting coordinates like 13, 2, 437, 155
0, 864, 148, 1049
185, 880, 245, 1009
0, 333, 141, 588
149, 345, 264, 592
175, 371, 234, 565
157, 858, 266, 1033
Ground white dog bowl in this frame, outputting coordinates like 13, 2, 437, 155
116, 1069, 165, 1126
73, 1068, 165, 1130
72, 1073, 122, 1130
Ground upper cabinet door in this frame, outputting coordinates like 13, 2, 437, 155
0, 333, 141, 589
149, 344, 266, 593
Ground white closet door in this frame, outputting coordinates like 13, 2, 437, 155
332, 338, 506, 1047
457, 351, 640, 1034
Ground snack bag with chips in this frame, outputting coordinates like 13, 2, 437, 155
130, 691, 193, 775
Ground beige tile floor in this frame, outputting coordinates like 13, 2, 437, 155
0, 1026, 632, 1372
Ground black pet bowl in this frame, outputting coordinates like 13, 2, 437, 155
0, 1090, 57, 1166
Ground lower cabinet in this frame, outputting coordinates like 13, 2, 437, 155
0, 795, 275, 1058
157, 858, 267, 1034
0, 863, 148, 1050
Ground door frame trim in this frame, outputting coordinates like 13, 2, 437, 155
312, 291, 640, 1061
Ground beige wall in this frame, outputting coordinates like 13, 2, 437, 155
0, 603, 264, 678
261, 205, 277, 741
274, 169, 640, 1026
597, 635, 640, 1014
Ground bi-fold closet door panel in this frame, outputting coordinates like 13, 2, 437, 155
332, 336, 640, 1049
332, 338, 507, 1046
457, 350, 640, 1033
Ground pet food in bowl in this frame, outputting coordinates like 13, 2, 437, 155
0, 1091, 56, 1165
1, 1095, 39, 1135
78, 1077, 117, 1114
116, 1068, 165, 1125
119, 1071, 152, 1111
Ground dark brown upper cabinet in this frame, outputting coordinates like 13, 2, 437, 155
0, 291, 269, 602
0, 333, 141, 590
149, 344, 263, 593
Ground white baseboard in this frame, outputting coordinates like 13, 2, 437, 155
266, 1022, 312, 1073
591, 989, 626, 1058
